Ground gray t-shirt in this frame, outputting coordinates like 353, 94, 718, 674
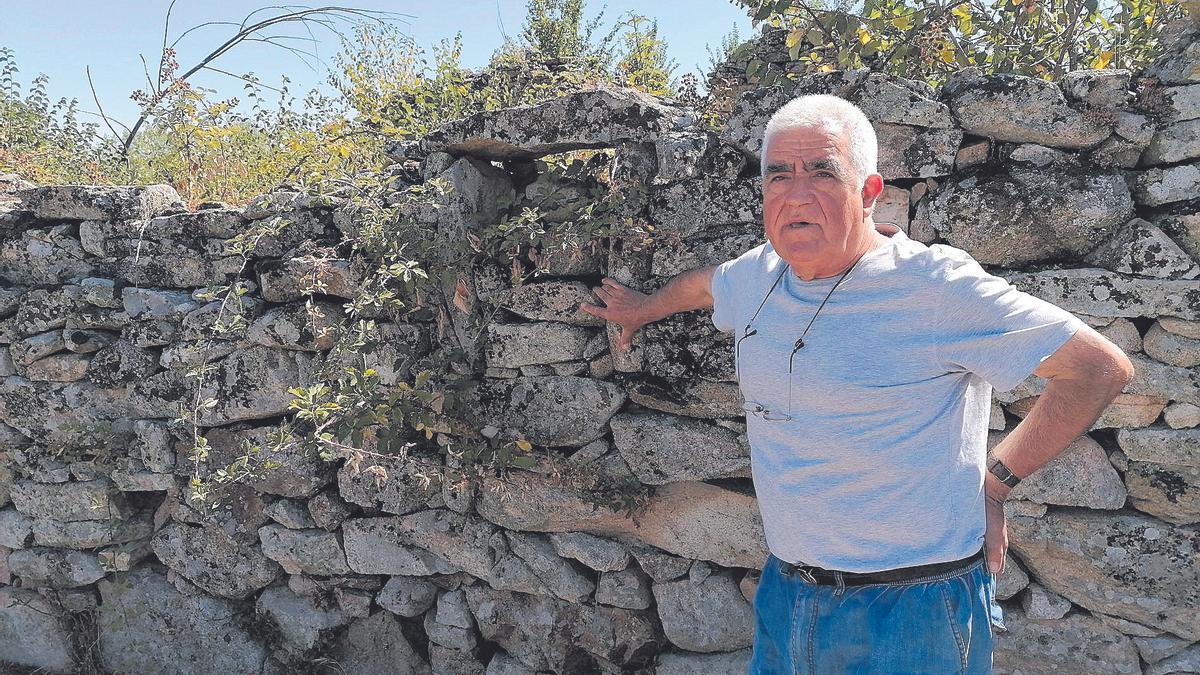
711, 230, 1084, 572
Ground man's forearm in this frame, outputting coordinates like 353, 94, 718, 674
989, 338, 1133, 498
638, 265, 717, 324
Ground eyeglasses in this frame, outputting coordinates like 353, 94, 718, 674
733, 254, 864, 423
736, 328, 804, 421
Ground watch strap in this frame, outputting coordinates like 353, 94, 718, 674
988, 458, 1021, 488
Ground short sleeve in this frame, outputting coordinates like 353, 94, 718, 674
933, 251, 1085, 392
709, 242, 773, 334
710, 259, 739, 333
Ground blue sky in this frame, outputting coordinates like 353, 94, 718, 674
0, 1, 754, 131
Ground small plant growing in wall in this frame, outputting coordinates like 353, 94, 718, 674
179, 151, 651, 519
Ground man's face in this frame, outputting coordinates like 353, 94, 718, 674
761, 125, 880, 276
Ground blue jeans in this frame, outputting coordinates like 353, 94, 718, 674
749, 553, 1004, 674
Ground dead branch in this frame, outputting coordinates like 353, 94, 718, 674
94, 4, 410, 159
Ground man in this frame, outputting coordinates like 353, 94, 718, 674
581, 94, 1134, 673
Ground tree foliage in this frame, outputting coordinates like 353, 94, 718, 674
736, 0, 1187, 85
615, 14, 678, 96
0, 47, 119, 184
520, 0, 612, 62
3, 0, 713, 203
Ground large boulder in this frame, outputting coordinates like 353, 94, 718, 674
460, 376, 625, 446
1004, 269, 1200, 320
1084, 218, 1200, 279
16, 184, 185, 221
649, 177, 761, 239
0, 587, 75, 673
1117, 426, 1200, 525
943, 71, 1111, 148
723, 71, 955, 161
1136, 163, 1200, 207
464, 584, 663, 672
991, 434, 1126, 509
500, 281, 606, 326
150, 522, 280, 599
484, 322, 594, 369
194, 346, 322, 425
329, 611, 432, 675
993, 605, 1141, 675
97, 566, 271, 674
255, 584, 352, 655
477, 472, 768, 569
625, 377, 744, 419
7, 547, 106, 588
652, 571, 755, 653
609, 411, 749, 484
915, 168, 1132, 266
1009, 510, 1200, 640
418, 87, 679, 160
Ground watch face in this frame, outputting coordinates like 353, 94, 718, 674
989, 459, 1019, 486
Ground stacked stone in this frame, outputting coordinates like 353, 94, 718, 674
1, 23, 1199, 675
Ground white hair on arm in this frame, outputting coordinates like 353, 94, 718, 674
760, 94, 879, 187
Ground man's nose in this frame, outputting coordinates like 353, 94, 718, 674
783, 179, 815, 205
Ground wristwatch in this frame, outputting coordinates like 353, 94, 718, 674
988, 458, 1021, 488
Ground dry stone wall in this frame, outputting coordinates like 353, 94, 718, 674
1, 24, 1199, 675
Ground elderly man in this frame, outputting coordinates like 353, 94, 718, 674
581, 94, 1133, 674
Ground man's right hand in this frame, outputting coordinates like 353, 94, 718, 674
580, 265, 717, 353
581, 278, 651, 351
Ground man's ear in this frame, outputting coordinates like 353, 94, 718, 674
861, 173, 884, 215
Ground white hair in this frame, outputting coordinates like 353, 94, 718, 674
760, 94, 878, 187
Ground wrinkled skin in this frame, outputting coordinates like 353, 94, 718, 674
761, 124, 886, 280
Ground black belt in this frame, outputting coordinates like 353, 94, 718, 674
778, 548, 984, 586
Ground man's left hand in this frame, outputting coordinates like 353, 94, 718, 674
983, 474, 1010, 574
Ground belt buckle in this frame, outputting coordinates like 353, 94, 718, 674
781, 560, 819, 584
795, 566, 817, 584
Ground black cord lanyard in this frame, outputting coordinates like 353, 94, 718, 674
735, 252, 866, 382
789, 254, 863, 368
